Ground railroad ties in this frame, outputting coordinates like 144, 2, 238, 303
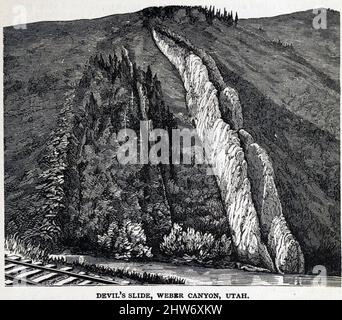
4, 254, 121, 286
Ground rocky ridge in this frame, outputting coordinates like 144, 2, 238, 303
152, 27, 304, 273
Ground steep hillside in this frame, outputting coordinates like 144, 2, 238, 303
4, 12, 141, 233
4, 6, 340, 275
149, 6, 340, 273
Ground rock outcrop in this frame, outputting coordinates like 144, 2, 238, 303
152, 28, 304, 273
240, 131, 305, 273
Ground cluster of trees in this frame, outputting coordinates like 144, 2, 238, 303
200, 6, 239, 26
24, 44, 234, 265
60, 49, 176, 258
17, 93, 74, 250
142, 5, 239, 26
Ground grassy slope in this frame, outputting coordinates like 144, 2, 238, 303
246, 10, 339, 82
164, 10, 340, 138
4, 13, 140, 230
4, 8, 340, 273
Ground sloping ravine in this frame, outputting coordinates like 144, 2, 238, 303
152, 27, 305, 274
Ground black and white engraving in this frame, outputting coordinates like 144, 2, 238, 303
3, 3, 340, 287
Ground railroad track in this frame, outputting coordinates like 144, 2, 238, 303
5, 254, 121, 286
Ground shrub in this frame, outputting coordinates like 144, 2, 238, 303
271, 39, 293, 49
160, 223, 232, 262
5, 234, 49, 261
98, 219, 153, 259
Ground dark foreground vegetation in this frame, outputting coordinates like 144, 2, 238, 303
5, 235, 185, 284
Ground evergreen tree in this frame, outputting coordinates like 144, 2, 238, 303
145, 65, 153, 95
235, 12, 239, 26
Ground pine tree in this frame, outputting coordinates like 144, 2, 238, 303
146, 66, 153, 86
223, 8, 227, 20
235, 12, 239, 26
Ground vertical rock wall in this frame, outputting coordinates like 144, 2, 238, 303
239, 130, 305, 273
152, 28, 304, 273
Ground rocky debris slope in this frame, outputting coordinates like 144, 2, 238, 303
152, 27, 304, 273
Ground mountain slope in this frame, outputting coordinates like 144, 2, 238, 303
4, 6, 340, 274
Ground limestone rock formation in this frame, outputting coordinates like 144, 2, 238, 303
152, 28, 304, 273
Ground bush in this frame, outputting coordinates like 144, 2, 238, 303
5, 234, 49, 261
160, 223, 232, 262
271, 39, 293, 49
98, 219, 153, 259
